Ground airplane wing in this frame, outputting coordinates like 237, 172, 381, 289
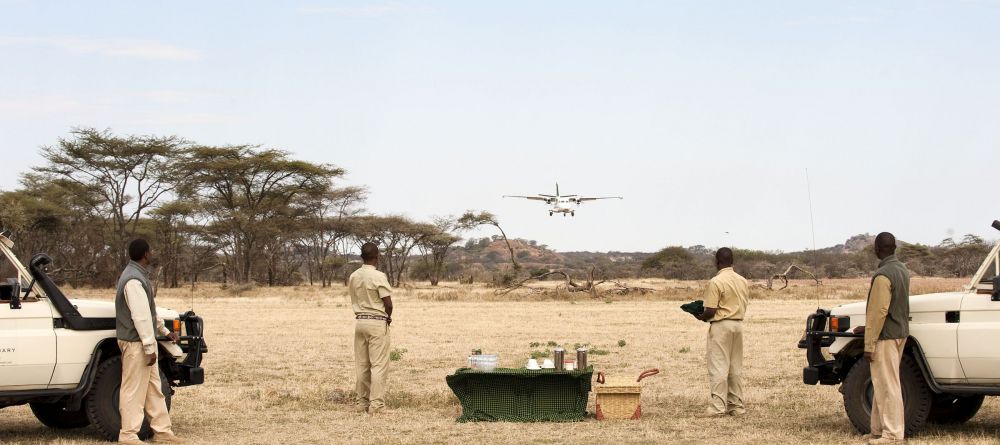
572, 196, 623, 202
503, 195, 551, 202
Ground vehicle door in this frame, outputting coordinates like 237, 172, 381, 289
0, 277, 57, 390
957, 268, 1000, 384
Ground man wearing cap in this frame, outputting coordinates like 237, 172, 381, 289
853, 232, 910, 444
699, 247, 750, 417
116, 239, 185, 444
349, 242, 394, 414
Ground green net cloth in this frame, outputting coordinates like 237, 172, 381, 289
445, 367, 593, 422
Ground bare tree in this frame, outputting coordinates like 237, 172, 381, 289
457, 210, 520, 270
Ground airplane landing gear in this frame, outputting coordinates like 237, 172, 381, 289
549, 212, 553, 216
571, 211, 575, 217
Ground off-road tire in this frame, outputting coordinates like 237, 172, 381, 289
29, 402, 91, 429
84, 356, 171, 441
927, 394, 984, 425
841, 354, 932, 436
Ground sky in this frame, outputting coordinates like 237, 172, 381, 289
1, 0, 998, 253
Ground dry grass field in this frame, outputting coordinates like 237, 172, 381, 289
2, 277, 997, 445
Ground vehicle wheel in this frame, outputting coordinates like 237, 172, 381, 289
927, 394, 984, 425
85, 356, 171, 441
841, 354, 931, 436
29, 402, 91, 429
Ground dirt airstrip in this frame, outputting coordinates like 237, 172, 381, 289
1, 278, 997, 445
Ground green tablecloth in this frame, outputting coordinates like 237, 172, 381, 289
445, 367, 593, 422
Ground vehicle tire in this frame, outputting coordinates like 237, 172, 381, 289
29, 402, 91, 429
841, 354, 932, 437
927, 394, 984, 425
84, 356, 171, 442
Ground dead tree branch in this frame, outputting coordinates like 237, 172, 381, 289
765, 264, 823, 290
495, 267, 657, 296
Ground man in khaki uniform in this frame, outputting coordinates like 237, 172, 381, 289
115, 239, 185, 444
349, 242, 394, 414
854, 233, 910, 444
699, 247, 750, 417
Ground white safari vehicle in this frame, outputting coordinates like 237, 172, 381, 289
801, 220, 1000, 435
0, 232, 206, 441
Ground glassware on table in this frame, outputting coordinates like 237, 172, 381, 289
468, 354, 498, 372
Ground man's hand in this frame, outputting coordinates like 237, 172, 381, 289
864, 351, 873, 363
853, 326, 865, 335
167, 332, 180, 343
386, 317, 392, 326
145, 352, 157, 366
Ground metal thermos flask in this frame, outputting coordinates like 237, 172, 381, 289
576, 347, 588, 370
553, 346, 565, 371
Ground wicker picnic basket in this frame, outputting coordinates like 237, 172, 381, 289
594, 369, 659, 420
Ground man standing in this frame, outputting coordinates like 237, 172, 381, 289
699, 247, 750, 417
854, 233, 910, 444
115, 239, 184, 444
349, 242, 394, 415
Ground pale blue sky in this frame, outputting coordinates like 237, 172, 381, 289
1, 1, 998, 252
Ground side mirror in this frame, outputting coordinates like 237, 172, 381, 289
993, 276, 1000, 302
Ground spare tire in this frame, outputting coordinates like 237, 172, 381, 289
841, 353, 932, 437
84, 356, 171, 441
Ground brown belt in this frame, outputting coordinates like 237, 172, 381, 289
356, 314, 388, 321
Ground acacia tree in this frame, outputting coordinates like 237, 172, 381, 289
351, 215, 435, 287
457, 210, 520, 270
299, 187, 367, 287
184, 145, 343, 284
0, 175, 110, 285
417, 217, 462, 286
35, 128, 189, 267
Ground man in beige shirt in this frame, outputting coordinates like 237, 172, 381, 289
699, 247, 750, 417
349, 242, 394, 414
115, 239, 184, 444
853, 232, 910, 444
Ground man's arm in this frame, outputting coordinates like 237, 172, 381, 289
156, 316, 179, 342
700, 307, 718, 322
377, 273, 393, 324
382, 296, 393, 324
863, 276, 892, 359
699, 281, 720, 322
123, 280, 158, 366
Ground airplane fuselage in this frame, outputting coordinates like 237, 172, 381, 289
504, 182, 621, 217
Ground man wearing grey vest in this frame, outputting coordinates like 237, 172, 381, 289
115, 239, 185, 444
853, 232, 910, 445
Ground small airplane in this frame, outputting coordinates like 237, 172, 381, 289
503, 183, 623, 217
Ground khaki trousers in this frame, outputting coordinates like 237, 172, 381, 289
354, 320, 391, 410
871, 338, 906, 440
118, 340, 172, 441
707, 319, 745, 415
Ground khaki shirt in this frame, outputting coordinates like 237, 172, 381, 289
864, 275, 892, 353
702, 267, 750, 322
349, 265, 393, 317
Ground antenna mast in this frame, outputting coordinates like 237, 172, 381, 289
805, 168, 817, 251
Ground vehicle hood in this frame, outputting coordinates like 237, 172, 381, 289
67, 298, 180, 320
829, 291, 966, 319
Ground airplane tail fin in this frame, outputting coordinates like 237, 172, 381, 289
556, 182, 559, 197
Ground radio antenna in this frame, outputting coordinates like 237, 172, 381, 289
805, 168, 817, 251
